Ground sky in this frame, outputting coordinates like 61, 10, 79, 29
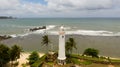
0, 0, 120, 18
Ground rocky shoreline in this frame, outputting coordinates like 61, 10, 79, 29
0, 35, 12, 41
1, 34, 120, 58
29, 26, 46, 32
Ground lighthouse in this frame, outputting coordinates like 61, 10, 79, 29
58, 26, 66, 65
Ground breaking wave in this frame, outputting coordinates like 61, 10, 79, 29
9, 25, 120, 38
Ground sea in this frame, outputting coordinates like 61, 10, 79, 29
0, 18, 120, 36
1, 18, 120, 58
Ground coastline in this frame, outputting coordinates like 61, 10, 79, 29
1, 34, 120, 58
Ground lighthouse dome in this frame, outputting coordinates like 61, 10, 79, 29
60, 26, 64, 31
59, 26, 65, 35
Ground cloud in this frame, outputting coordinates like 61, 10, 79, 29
0, 0, 119, 17
0, 0, 20, 9
46, 0, 113, 11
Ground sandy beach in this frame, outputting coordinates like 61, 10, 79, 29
17, 52, 44, 67
2, 34, 120, 58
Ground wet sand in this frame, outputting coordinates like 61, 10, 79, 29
1, 34, 120, 58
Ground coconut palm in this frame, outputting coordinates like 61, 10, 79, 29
10, 45, 22, 66
65, 38, 77, 54
0, 44, 10, 67
41, 35, 51, 53
28, 51, 39, 65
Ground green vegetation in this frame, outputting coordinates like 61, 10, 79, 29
23, 48, 120, 67
0, 44, 22, 67
0, 16, 14, 19
66, 54, 92, 65
1, 38, 120, 67
0, 44, 10, 67
41, 35, 51, 52
28, 51, 40, 65
83, 48, 99, 58
10, 45, 22, 66
22, 63, 27, 67
31, 54, 47, 67
65, 37, 77, 54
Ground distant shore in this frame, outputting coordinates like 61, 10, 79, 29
0, 16, 15, 19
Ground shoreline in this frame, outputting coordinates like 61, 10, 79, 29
1, 34, 120, 58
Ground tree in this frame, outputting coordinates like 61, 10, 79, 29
28, 51, 39, 65
65, 38, 77, 54
0, 44, 10, 67
41, 35, 51, 52
83, 48, 99, 58
10, 45, 22, 66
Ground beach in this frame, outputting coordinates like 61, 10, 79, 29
17, 52, 44, 67
0, 18, 120, 59
1, 34, 120, 58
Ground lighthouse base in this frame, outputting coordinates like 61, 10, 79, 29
57, 59, 66, 65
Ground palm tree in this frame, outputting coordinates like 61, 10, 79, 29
41, 35, 50, 53
28, 51, 39, 65
0, 44, 10, 67
10, 45, 22, 66
65, 38, 77, 54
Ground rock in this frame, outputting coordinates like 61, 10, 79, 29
29, 26, 46, 32
0, 35, 12, 41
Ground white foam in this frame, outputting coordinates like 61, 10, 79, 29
9, 25, 120, 37
75, 30, 114, 36
10, 34, 17, 38
46, 25, 56, 30
64, 27, 71, 30
10, 25, 57, 38
10, 33, 30, 38
10, 30, 120, 38
46, 30, 120, 36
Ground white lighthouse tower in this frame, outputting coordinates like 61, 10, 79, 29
58, 26, 66, 65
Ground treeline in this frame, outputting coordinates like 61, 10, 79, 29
0, 44, 22, 67
0, 16, 15, 19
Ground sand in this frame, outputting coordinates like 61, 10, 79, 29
2, 34, 120, 58
17, 52, 44, 67
108, 65, 115, 67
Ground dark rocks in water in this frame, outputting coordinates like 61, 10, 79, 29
29, 26, 46, 32
0, 35, 12, 41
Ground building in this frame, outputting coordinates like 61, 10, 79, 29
58, 26, 66, 65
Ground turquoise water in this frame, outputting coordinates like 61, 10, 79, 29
0, 18, 120, 35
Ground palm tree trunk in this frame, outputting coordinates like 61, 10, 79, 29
0, 62, 3, 67
11, 61, 12, 67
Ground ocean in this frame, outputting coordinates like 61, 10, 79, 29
0, 18, 120, 36
1, 18, 120, 58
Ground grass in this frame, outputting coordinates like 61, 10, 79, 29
22, 64, 27, 67
31, 54, 47, 67
30, 53, 120, 67
111, 59, 120, 62
70, 54, 120, 64
82, 61, 92, 65
46, 61, 54, 66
